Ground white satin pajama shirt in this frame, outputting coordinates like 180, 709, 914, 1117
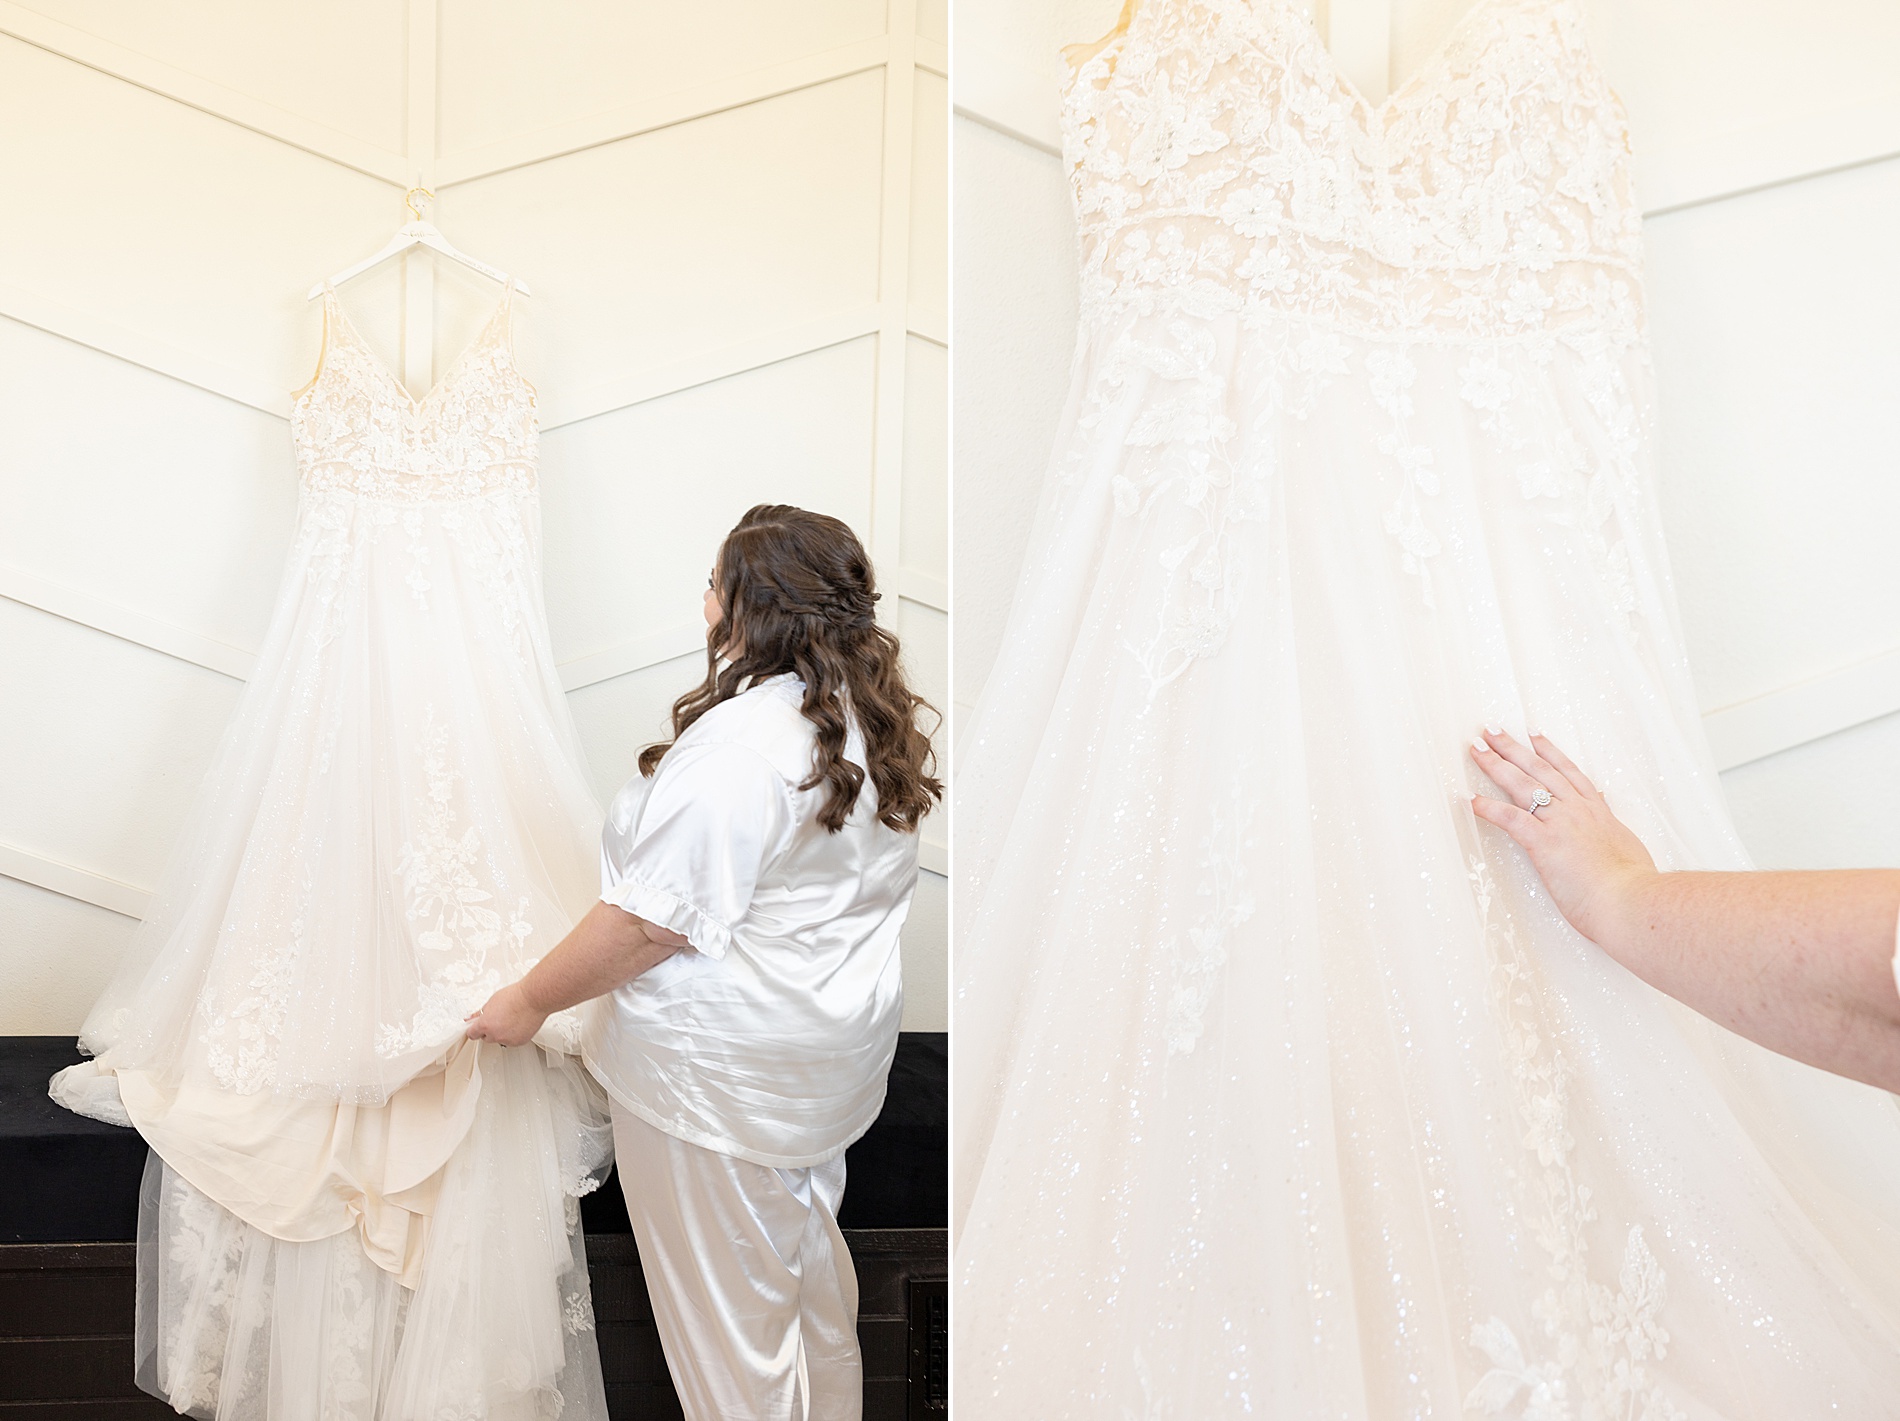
583, 672, 919, 1167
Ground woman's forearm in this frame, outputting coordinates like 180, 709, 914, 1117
1599, 869, 1900, 1090
467, 900, 688, 1044
517, 900, 680, 1016
1470, 730, 1900, 1092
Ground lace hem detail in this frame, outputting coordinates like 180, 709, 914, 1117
1465, 856, 1685, 1421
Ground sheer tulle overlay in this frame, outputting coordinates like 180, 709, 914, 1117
953, 1, 1900, 1416
52, 285, 614, 1418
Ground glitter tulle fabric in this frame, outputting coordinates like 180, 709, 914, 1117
952, 0, 1900, 1414
50, 284, 614, 1419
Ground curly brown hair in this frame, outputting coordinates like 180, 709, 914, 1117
638, 505, 943, 834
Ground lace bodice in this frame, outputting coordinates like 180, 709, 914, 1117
290, 285, 538, 502
1063, 0, 1642, 343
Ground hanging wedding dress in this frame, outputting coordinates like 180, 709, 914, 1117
51, 283, 613, 1420
954, 0, 1900, 1414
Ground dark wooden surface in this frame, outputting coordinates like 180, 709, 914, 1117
3, 1036, 947, 1244
0, 1230, 946, 1418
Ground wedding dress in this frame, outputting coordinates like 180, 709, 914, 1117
51, 283, 614, 1420
953, 1, 1900, 1415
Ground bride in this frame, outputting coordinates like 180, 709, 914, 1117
954, 0, 1900, 1415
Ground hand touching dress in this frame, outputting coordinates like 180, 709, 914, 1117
466, 907, 688, 1046
1472, 729, 1900, 1091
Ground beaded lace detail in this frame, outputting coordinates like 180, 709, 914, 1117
1063, 0, 1643, 345
1065, 0, 1652, 690
291, 285, 538, 503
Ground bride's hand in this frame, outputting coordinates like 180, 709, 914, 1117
465, 982, 548, 1046
1469, 729, 1659, 946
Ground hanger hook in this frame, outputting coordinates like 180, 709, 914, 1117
404, 185, 434, 222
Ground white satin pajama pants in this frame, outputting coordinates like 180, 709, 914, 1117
611, 1106, 862, 1421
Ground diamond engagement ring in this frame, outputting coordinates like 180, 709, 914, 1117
1529, 787, 1553, 812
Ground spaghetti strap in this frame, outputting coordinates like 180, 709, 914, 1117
496, 278, 533, 394
292, 284, 336, 400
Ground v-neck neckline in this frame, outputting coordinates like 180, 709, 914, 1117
325, 281, 512, 411
1267, 0, 1504, 126
1065, 0, 1520, 137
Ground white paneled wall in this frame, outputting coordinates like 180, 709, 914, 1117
953, 0, 1900, 873
0, 0, 948, 1033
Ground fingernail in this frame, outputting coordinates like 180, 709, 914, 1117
1472, 738, 1490, 754
1483, 721, 1503, 736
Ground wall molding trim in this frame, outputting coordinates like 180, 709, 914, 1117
0, 3, 412, 183
1, 7, 929, 196
0, 564, 864, 698
898, 569, 947, 614
540, 307, 881, 430
1703, 646, 1900, 773
918, 838, 946, 876
558, 621, 708, 694
868, 0, 921, 625
1641, 97, 1900, 218
434, 36, 892, 187
0, 562, 255, 680
2, 297, 945, 434
0, 830, 944, 921
0, 840, 149, 921
908, 309, 948, 348
0, 284, 293, 418
556, 565, 946, 694
1, 0, 948, 484
950, 36, 1058, 158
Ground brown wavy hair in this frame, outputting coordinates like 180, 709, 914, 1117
638, 505, 943, 834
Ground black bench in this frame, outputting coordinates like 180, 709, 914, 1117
0, 1033, 947, 1419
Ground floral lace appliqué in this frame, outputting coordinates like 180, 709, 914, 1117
1366, 344, 1447, 599
562, 1290, 596, 1336
378, 708, 526, 1058
1165, 792, 1257, 1055
161, 1168, 247, 1410
1464, 856, 1684, 1421
291, 286, 537, 506
202, 887, 308, 1094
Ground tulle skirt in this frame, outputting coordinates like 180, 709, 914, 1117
134, 1044, 611, 1421
49, 482, 616, 1417
69, 487, 603, 1101
953, 307, 1900, 1417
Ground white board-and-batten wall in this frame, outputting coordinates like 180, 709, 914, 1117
955, 0, 1900, 872
0, 0, 949, 1033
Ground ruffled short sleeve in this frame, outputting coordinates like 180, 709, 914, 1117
599, 743, 797, 960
